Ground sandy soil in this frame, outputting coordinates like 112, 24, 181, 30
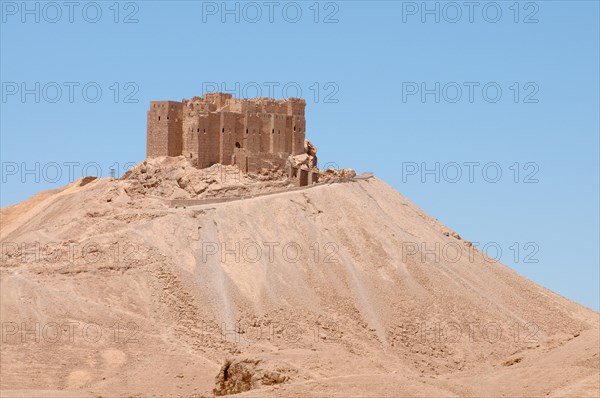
1, 158, 598, 397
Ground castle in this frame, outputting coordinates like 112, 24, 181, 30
146, 93, 317, 184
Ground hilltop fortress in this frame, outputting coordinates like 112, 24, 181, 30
146, 93, 319, 184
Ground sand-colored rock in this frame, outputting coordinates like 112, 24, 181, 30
0, 166, 598, 397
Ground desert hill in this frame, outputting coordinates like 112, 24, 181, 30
1, 157, 598, 397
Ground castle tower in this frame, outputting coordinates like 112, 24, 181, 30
182, 99, 215, 162
147, 101, 183, 157
288, 99, 306, 155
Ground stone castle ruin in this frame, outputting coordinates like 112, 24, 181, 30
146, 93, 320, 185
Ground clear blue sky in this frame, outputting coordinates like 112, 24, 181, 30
1, 1, 598, 310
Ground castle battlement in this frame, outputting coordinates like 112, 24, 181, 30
146, 93, 307, 174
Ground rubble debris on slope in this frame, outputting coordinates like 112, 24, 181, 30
322, 168, 357, 179
121, 156, 291, 200
288, 153, 318, 170
442, 230, 473, 247
119, 149, 356, 202
443, 231, 461, 240
288, 139, 318, 171
213, 358, 292, 396
247, 165, 288, 182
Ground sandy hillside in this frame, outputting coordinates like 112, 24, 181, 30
1, 157, 598, 397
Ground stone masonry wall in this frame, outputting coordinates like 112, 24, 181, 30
147, 101, 183, 157
146, 93, 307, 171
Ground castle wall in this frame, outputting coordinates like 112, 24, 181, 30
291, 115, 306, 155
257, 113, 272, 153
283, 115, 293, 153
195, 114, 212, 168
146, 94, 307, 172
235, 113, 245, 157
271, 113, 287, 153
219, 112, 239, 165
208, 113, 221, 167
182, 104, 201, 161
298, 168, 309, 186
147, 101, 183, 158
287, 99, 305, 116
287, 165, 319, 187
243, 113, 261, 153
234, 148, 288, 173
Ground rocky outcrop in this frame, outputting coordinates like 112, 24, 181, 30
213, 358, 292, 396
304, 139, 317, 157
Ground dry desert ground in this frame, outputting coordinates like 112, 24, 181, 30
1, 157, 598, 397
